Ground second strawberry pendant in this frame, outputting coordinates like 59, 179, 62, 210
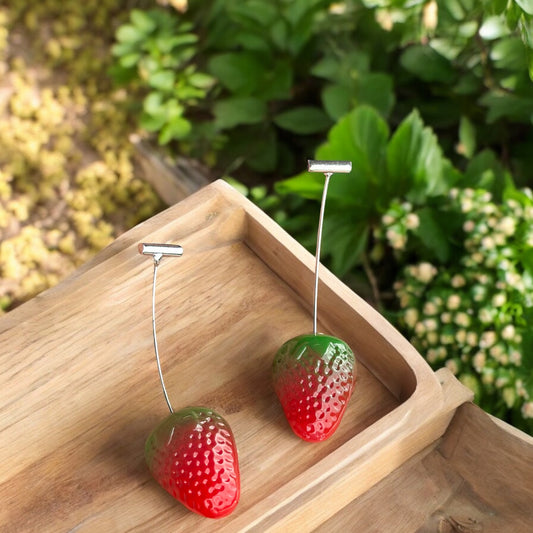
272, 160, 357, 442
139, 243, 240, 519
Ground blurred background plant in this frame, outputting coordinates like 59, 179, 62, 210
2, 0, 533, 432
0, 1, 163, 312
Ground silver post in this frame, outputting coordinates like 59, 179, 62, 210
139, 243, 183, 413
307, 160, 352, 335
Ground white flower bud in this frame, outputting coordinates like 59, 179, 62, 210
480, 331, 497, 349
447, 294, 461, 310
463, 220, 475, 232
481, 236, 495, 250
521, 402, 533, 419
423, 301, 438, 315
427, 349, 438, 363
423, 318, 438, 331
415, 322, 426, 335
382, 214, 395, 226
471, 252, 484, 264
440, 312, 452, 323
445, 359, 459, 375
510, 350, 522, 365
501, 324, 515, 341
451, 274, 466, 288
454, 312, 471, 327
426, 331, 438, 345
473, 351, 486, 372
404, 308, 419, 328
461, 198, 473, 212
405, 213, 419, 230
466, 332, 478, 346
419, 262, 437, 283
492, 293, 506, 307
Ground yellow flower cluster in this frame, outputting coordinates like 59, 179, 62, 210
0, 2, 164, 313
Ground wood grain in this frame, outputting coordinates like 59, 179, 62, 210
316, 374, 533, 533
0, 180, 496, 532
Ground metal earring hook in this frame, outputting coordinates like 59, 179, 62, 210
307, 160, 352, 336
139, 243, 184, 413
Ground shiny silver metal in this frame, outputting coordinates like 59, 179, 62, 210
138, 243, 183, 264
307, 160, 352, 174
139, 242, 183, 413
308, 160, 352, 335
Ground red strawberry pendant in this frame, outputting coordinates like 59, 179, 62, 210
272, 161, 356, 442
273, 333, 356, 442
145, 407, 240, 518
138, 244, 240, 518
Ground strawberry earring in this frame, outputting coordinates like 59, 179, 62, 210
272, 161, 357, 442
139, 243, 240, 518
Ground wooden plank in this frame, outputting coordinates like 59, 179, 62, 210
0, 181, 464, 532
315, 371, 533, 533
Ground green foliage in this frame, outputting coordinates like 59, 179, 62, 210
112, 1, 395, 174
376, 188, 533, 433
111, 0, 533, 185
276, 105, 459, 275
0, 2, 164, 312
109, 0, 533, 432
111, 9, 215, 145
365, 0, 533, 185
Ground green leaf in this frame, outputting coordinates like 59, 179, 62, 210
479, 15, 510, 39
245, 127, 278, 172
111, 41, 136, 57
311, 56, 342, 82
480, 91, 533, 122
158, 117, 192, 144
213, 97, 267, 129
148, 70, 175, 91
413, 207, 451, 262
273, 106, 332, 134
491, 37, 527, 70
317, 106, 389, 208
271, 19, 289, 51
275, 170, 325, 200
143, 92, 164, 115
400, 45, 455, 83
119, 52, 141, 68
487, 0, 508, 15
516, 0, 533, 16
462, 149, 509, 199
208, 52, 264, 95
227, 1, 278, 27
161, 33, 198, 52
458, 115, 476, 158
116, 24, 143, 43
188, 72, 216, 90
322, 84, 351, 121
323, 218, 369, 276
276, 106, 389, 209
223, 125, 278, 173
356, 73, 395, 117
256, 60, 293, 100
386, 109, 447, 203
131, 9, 158, 34
518, 15, 533, 79
140, 111, 167, 132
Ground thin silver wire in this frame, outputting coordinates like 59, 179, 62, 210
313, 172, 332, 336
152, 257, 173, 413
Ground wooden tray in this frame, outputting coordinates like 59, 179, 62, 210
317, 369, 533, 533
0, 181, 474, 531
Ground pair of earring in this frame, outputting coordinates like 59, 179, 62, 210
139, 160, 357, 519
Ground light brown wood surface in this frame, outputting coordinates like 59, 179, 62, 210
316, 374, 533, 533
1, 180, 525, 532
